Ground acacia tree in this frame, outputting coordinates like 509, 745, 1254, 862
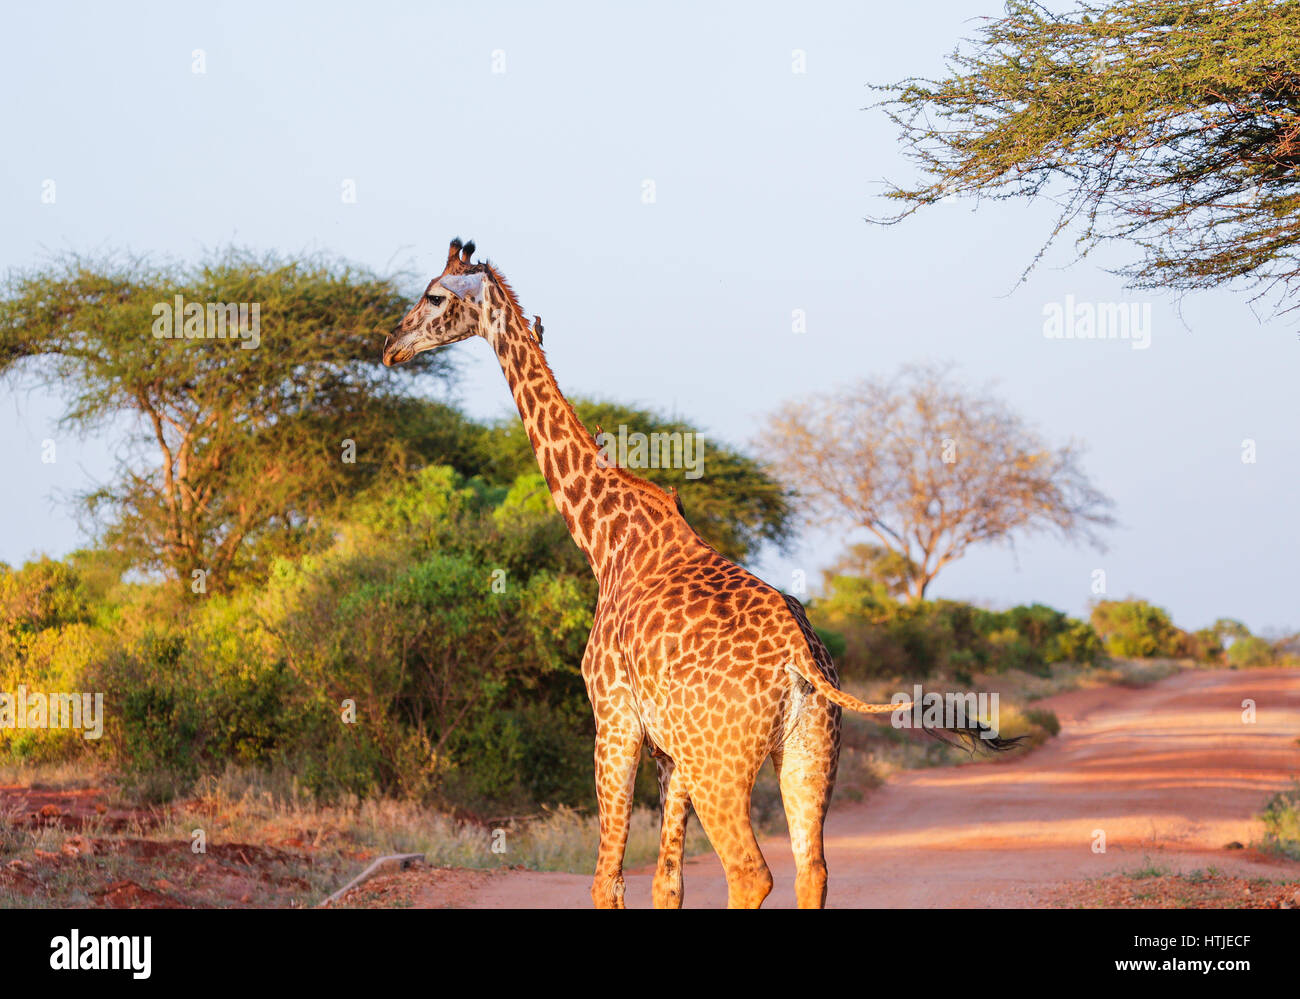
0, 250, 453, 591
757, 364, 1114, 601
875, 0, 1300, 311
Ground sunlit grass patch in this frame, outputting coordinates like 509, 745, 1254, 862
1126, 857, 1172, 880
1256, 781, 1300, 860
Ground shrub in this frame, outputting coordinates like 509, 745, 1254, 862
1023, 707, 1061, 737
1177, 627, 1224, 663
0, 465, 599, 810
1258, 782, 1300, 860
814, 627, 847, 661
983, 627, 1042, 674
1049, 620, 1103, 665
1089, 599, 1180, 658
1226, 635, 1274, 669
809, 574, 1101, 679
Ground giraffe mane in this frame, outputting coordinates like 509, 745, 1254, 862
482, 263, 683, 518
531, 330, 678, 512
480, 261, 528, 321
609, 459, 684, 513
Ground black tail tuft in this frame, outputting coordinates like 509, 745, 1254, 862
921, 717, 1026, 756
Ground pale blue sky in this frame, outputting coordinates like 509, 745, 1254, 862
1, 1, 1295, 635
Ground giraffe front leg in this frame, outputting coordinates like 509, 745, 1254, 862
590, 718, 643, 909
652, 753, 690, 909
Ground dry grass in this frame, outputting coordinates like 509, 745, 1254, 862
0, 762, 713, 906
165, 767, 712, 872
0, 758, 111, 791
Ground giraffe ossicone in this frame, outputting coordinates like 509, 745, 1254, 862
383, 239, 1019, 908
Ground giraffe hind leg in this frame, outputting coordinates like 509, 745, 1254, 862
772, 702, 840, 909
652, 753, 690, 909
684, 768, 773, 909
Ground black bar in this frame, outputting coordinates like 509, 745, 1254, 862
0, 907, 1290, 986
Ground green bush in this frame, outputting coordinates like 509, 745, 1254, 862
1226, 635, 1274, 669
0, 457, 1265, 819
0, 465, 597, 810
1089, 599, 1180, 658
1049, 620, 1103, 664
814, 627, 847, 661
1023, 707, 1062, 737
983, 627, 1041, 674
0, 559, 107, 762
1258, 782, 1300, 860
810, 575, 1100, 679
118, 685, 203, 780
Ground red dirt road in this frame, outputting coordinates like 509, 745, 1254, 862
407, 668, 1300, 908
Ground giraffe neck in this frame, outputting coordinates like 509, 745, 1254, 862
489, 301, 656, 577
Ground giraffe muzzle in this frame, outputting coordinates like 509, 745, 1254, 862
382, 332, 414, 367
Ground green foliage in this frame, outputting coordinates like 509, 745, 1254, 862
0, 251, 798, 815
875, 0, 1300, 310
0, 464, 597, 808
0, 325, 801, 810
0, 559, 108, 761
0, 250, 456, 591
1258, 781, 1300, 860
0, 481, 1270, 816
480, 397, 794, 565
1226, 634, 1274, 669
1050, 619, 1105, 664
810, 573, 1101, 679
1089, 599, 1180, 658
441, 698, 595, 809
1023, 707, 1061, 738
244, 464, 594, 803
1212, 618, 1252, 643
814, 627, 847, 662
823, 543, 919, 600
494, 472, 555, 524
1180, 627, 1225, 663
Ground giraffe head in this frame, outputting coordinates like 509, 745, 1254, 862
383, 238, 504, 366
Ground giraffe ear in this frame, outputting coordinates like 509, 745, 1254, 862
440, 272, 486, 304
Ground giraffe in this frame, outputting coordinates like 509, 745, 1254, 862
382, 239, 1017, 908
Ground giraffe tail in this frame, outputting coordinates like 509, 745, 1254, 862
788, 649, 1023, 754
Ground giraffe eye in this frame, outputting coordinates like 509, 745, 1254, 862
427, 294, 445, 306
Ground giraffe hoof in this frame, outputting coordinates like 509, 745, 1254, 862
591, 875, 627, 909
